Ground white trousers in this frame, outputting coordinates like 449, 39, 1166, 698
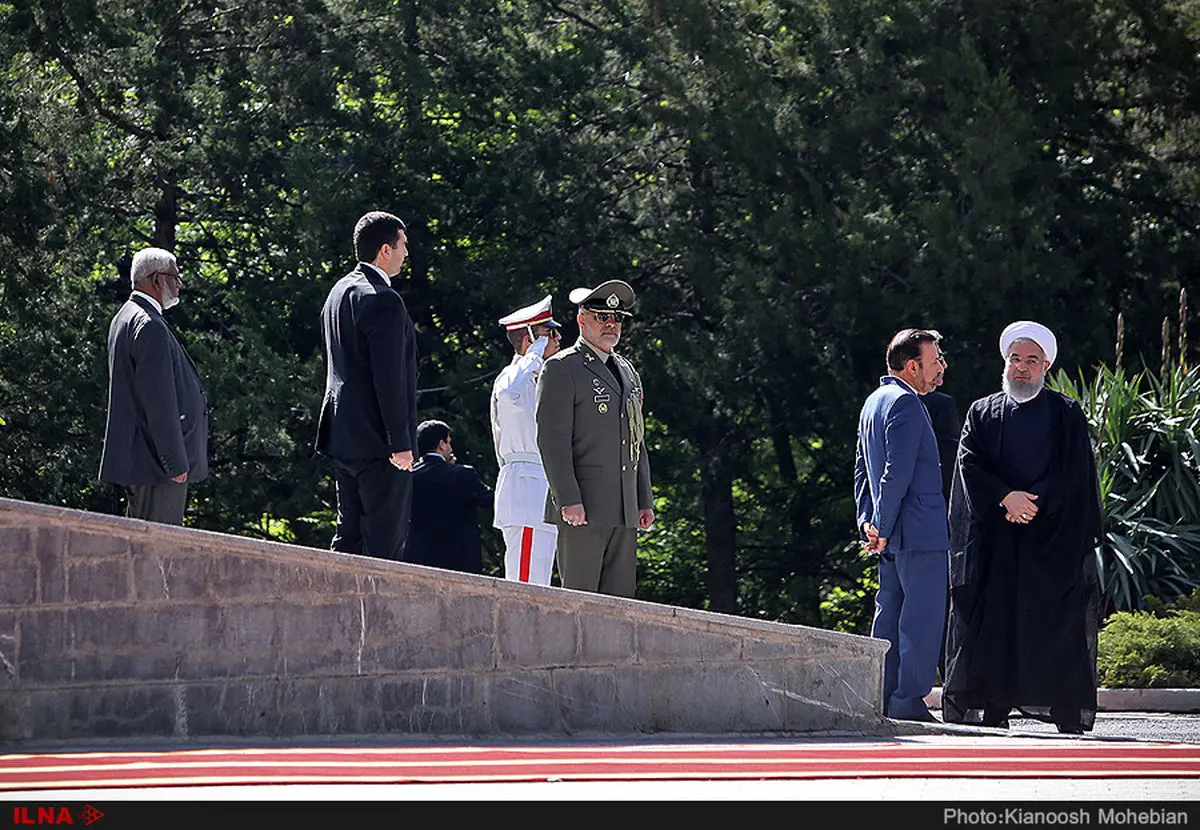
500, 525, 558, 586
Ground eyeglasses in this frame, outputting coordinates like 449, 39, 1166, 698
588, 311, 630, 324
153, 270, 182, 284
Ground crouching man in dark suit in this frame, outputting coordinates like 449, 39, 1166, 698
99, 247, 208, 525
408, 420, 493, 575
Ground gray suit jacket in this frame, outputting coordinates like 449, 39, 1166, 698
535, 338, 652, 528
99, 294, 208, 486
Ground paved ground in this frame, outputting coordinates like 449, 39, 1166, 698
3, 711, 1200, 804
1012, 711, 1200, 744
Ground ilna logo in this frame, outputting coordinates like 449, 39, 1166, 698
11, 806, 104, 826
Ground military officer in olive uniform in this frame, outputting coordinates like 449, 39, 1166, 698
535, 279, 654, 597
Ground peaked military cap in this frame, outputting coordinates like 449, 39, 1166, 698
497, 294, 561, 330
568, 280, 636, 315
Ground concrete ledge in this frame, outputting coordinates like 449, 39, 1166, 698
925, 687, 1200, 714
0, 497, 891, 743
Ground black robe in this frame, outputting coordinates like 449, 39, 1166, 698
942, 389, 1103, 730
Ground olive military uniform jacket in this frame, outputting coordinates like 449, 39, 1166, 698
535, 338, 652, 528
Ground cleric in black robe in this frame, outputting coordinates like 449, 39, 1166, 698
941, 321, 1103, 734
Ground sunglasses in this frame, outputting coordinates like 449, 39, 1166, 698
587, 311, 630, 324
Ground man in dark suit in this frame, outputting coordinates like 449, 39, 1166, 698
919, 339, 960, 501
315, 211, 418, 560
407, 420, 494, 575
535, 280, 654, 598
919, 344, 959, 678
99, 247, 208, 525
854, 328, 950, 722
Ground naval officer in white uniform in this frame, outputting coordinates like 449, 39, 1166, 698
490, 294, 562, 584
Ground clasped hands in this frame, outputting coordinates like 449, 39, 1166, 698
389, 450, 414, 472
861, 522, 887, 555
1001, 490, 1039, 524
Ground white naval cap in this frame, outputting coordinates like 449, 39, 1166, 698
497, 294, 561, 330
999, 320, 1058, 366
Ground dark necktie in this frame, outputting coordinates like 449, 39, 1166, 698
606, 356, 623, 393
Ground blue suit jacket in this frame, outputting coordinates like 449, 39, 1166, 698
854, 376, 949, 554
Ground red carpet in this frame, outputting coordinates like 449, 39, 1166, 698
4, 739, 1200, 790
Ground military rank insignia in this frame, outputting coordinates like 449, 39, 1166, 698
593, 377, 610, 414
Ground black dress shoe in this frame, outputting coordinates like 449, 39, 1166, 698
895, 710, 938, 723
1056, 723, 1085, 735
981, 705, 1010, 729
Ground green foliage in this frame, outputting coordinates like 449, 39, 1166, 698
1098, 589, 1200, 688
819, 550, 879, 636
1, 0, 1199, 628
1150, 588, 1200, 616
1050, 360, 1200, 614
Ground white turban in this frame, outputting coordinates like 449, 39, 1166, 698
999, 321, 1058, 366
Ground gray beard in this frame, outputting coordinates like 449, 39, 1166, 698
1003, 372, 1044, 404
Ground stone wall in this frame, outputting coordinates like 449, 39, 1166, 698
0, 497, 888, 743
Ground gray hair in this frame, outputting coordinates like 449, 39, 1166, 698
130, 248, 176, 287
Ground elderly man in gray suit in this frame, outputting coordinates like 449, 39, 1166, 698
99, 247, 208, 525
535, 279, 654, 597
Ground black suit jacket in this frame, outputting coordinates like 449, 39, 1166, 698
408, 454, 494, 574
99, 294, 208, 486
315, 264, 418, 459
920, 390, 961, 501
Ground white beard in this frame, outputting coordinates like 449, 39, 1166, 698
161, 292, 180, 311
1003, 372, 1044, 403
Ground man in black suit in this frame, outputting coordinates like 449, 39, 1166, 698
921, 386, 960, 502
407, 420, 493, 575
315, 211, 418, 560
99, 247, 208, 525
919, 340, 959, 678
918, 336, 959, 500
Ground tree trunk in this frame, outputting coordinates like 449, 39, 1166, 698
401, 0, 429, 290
151, 167, 178, 251
766, 393, 824, 626
701, 432, 738, 614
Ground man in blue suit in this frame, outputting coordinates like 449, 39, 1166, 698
854, 328, 950, 722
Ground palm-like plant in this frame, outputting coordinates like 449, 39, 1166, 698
1051, 297, 1200, 614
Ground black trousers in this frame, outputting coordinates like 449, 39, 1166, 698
126, 481, 189, 526
331, 457, 412, 561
